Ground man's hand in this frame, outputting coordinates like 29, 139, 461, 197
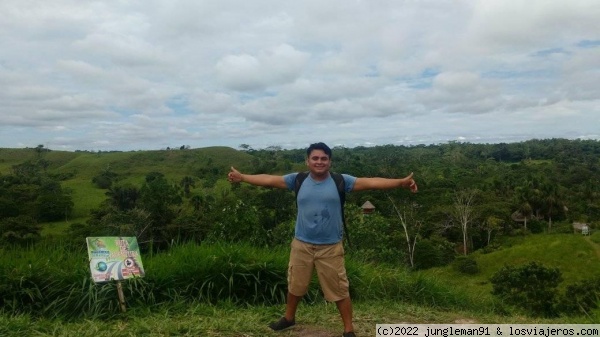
228, 167, 243, 183
227, 167, 287, 188
353, 172, 419, 192
405, 172, 418, 193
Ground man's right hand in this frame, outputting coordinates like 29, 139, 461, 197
228, 166, 243, 183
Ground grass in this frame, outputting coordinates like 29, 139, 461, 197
0, 241, 495, 320
0, 146, 257, 230
1, 299, 597, 337
1, 234, 599, 336
62, 178, 107, 219
2, 147, 600, 334
420, 232, 600, 306
40, 218, 84, 237
477, 233, 600, 284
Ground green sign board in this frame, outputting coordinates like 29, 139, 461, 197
86, 237, 145, 283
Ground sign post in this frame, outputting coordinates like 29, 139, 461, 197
116, 281, 127, 313
86, 237, 146, 313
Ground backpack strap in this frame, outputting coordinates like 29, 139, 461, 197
294, 172, 351, 247
294, 171, 310, 197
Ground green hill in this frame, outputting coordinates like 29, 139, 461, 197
1, 143, 600, 332
421, 232, 600, 303
1, 146, 257, 229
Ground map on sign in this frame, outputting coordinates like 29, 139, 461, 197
86, 237, 145, 283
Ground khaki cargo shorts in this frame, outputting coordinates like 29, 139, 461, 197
287, 238, 350, 302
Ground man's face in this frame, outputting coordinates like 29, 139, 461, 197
306, 149, 331, 176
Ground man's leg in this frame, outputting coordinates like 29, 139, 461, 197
335, 296, 354, 333
270, 239, 314, 331
269, 292, 302, 331
314, 241, 354, 334
284, 291, 303, 321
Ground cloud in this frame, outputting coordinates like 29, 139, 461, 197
0, 0, 599, 151
469, 0, 600, 50
215, 44, 310, 91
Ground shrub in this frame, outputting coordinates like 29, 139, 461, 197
0, 215, 41, 244
347, 211, 402, 264
558, 277, 600, 315
550, 222, 573, 234
490, 261, 562, 317
452, 256, 479, 275
527, 220, 545, 234
481, 242, 501, 254
92, 174, 113, 189
413, 238, 455, 270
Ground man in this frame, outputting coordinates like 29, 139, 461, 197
227, 142, 417, 337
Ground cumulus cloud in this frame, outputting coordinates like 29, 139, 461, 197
0, 0, 598, 151
215, 44, 310, 91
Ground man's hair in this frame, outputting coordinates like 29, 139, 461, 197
306, 142, 332, 159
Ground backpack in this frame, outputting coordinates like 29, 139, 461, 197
294, 172, 351, 246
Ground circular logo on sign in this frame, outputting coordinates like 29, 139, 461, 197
125, 257, 135, 268
96, 261, 108, 272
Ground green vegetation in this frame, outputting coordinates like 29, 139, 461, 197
1, 240, 598, 336
491, 261, 563, 317
1, 139, 600, 334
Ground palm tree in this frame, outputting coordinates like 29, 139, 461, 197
180, 176, 195, 198
541, 182, 560, 231
190, 194, 203, 212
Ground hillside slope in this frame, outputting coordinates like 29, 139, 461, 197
1, 147, 256, 222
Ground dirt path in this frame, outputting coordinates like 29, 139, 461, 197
288, 326, 337, 337
270, 319, 479, 337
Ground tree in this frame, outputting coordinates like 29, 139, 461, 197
514, 183, 535, 231
179, 176, 196, 198
0, 215, 41, 244
481, 215, 502, 246
190, 194, 204, 212
35, 180, 74, 222
92, 165, 118, 189
0, 194, 19, 220
139, 173, 183, 243
453, 189, 477, 255
540, 182, 561, 231
389, 196, 422, 268
11, 161, 40, 182
239, 144, 252, 151
491, 261, 562, 317
34, 144, 47, 158
105, 184, 140, 211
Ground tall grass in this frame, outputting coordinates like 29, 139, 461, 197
0, 241, 488, 321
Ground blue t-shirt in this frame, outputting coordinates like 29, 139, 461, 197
283, 172, 356, 244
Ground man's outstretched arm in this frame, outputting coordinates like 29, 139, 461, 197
227, 167, 288, 189
352, 172, 418, 192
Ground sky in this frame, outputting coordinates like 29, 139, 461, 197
1, 0, 599, 152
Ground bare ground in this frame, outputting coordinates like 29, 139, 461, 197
263, 319, 479, 337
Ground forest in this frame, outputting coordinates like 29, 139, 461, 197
1, 138, 599, 267
1, 138, 600, 326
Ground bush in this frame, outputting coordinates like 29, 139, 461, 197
550, 222, 573, 234
452, 256, 479, 275
0, 215, 41, 244
92, 175, 113, 189
528, 220, 545, 234
413, 237, 455, 270
348, 211, 402, 264
558, 277, 600, 315
481, 242, 501, 254
490, 261, 562, 317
